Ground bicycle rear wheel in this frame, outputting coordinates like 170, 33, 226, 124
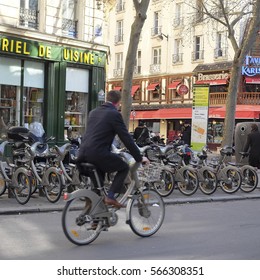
153, 169, 175, 197
0, 172, 7, 196
240, 166, 258, 193
62, 197, 101, 245
44, 171, 63, 203
220, 167, 242, 194
177, 169, 199, 196
199, 169, 218, 195
13, 170, 31, 205
127, 189, 165, 237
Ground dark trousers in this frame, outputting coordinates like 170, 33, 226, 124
249, 155, 260, 169
82, 152, 129, 194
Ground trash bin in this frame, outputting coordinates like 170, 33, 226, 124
234, 122, 260, 164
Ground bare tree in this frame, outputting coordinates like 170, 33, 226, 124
185, 0, 260, 146
102, 0, 150, 128
120, 0, 150, 128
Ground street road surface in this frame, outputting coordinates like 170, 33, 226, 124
0, 199, 260, 260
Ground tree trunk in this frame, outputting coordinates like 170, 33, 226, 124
221, 58, 242, 147
222, 0, 260, 147
121, 0, 150, 129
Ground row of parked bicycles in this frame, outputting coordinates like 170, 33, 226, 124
0, 122, 86, 205
0, 122, 258, 206
138, 140, 258, 197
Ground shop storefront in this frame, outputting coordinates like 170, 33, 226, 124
0, 35, 106, 144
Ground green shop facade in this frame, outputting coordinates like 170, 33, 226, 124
0, 34, 107, 144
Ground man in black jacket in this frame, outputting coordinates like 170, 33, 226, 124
243, 123, 260, 168
133, 121, 150, 147
77, 90, 148, 208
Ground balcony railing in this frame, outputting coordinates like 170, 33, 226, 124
214, 47, 228, 58
209, 92, 260, 106
114, 34, 124, 44
19, 8, 39, 29
150, 64, 161, 73
192, 50, 204, 61
133, 65, 141, 75
172, 53, 183, 64
173, 17, 184, 27
237, 92, 260, 105
131, 92, 260, 107
151, 26, 162, 36
62, 18, 78, 38
113, 68, 124, 77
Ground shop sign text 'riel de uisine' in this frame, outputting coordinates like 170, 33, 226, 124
0, 35, 106, 67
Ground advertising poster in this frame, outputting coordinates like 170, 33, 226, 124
191, 85, 209, 151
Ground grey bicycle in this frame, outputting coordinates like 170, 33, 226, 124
61, 149, 165, 245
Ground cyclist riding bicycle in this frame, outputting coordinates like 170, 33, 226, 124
77, 90, 149, 208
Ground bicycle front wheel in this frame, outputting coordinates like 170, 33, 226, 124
127, 189, 165, 237
62, 197, 101, 245
240, 166, 258, 193
44, 171, 63, 203
13, 170, 31, 205
153, 169, 175, 197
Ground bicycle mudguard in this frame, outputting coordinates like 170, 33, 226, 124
11, 167, 31, 186
41, 166, 66, 187
179, 165, 197, 176
64, 189, 108, 215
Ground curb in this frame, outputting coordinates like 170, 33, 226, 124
1, 193, 260, 215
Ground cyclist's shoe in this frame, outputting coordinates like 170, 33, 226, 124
91, 222, 98, 230
104, 196, 125, 208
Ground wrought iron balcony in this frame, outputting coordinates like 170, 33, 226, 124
192, 50, 204, 61
113, 68, 124, 77
150, 64, 161, 73
19, 8, 39, 29
62, 18, 78, 38
214, 47, 228, 58
173, 17, 184, 27
114, 34, 124, 44
151, 26, 162, 37
172, 53, 183, 64
133, 66, 142, 75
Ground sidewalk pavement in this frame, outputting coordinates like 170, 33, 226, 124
1, 186, 260, 215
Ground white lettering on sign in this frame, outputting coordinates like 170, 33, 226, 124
198, 73, 229, 81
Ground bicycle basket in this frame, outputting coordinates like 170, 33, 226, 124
137, 162, 162, 182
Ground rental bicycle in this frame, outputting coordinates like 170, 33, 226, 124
61, 148, 165, 245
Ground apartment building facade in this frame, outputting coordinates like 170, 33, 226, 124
0, 0, 108, 143
106, 0, 260, 146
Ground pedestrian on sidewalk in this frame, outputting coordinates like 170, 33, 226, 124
243, 123, 260, 168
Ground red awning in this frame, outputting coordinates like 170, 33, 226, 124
131, 109, 192, 120
209, 105, 260, 119
131, 105, 260, 121
245, 77, 260, 84
195, 79, 228, 85
156, 108, 192, 119
131, 85, 140, 96
113, 86, 121, 91
168, 80, 181, 89
147, 83, 159, 91
131, 110, 159, 120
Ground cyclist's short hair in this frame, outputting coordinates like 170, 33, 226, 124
106, 90, 121, 104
